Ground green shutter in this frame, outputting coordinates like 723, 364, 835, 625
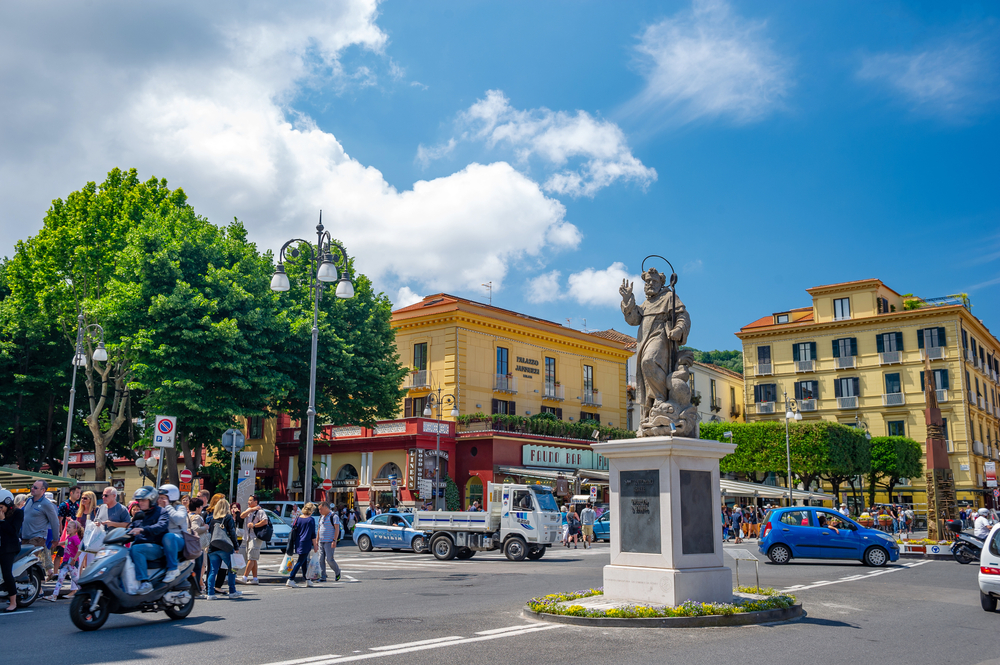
792, 344, 799, 362
850, 338, 858, 357
941, 370, 950, 390
832, 340, 840, 358
938, 327, 946, 345
920, 371, 925, 392
810, 342, 817, 359
794, 382, 801, 400
895, 332, 904, 351
918, 329, 925, 349
876, 335, 884, 353
852, 377, 860, 396
834, 379, 842, 398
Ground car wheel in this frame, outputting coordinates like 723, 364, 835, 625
864, 546, 889, 567
982, 591, 998, 612
767, 544, 791, 564
411, 536, 426, 553
504, 537, 527, 562
70, 590, 110, 631
357, 535, 373, 552
432, 536, 455, 561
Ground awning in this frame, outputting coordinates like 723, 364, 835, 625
0, 467, 77, 491
720, 478, 836, 502
577, 469, 609, 482
497, 466, 575, 482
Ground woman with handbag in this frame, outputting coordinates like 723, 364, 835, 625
187, 498, 209, 598
206, 499, 241, 600
76, 491, 98, 571
285, 503, 317, 588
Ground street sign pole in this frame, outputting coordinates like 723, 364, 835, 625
156, 453, 164, 487
152, 415, 177, 487
229, 444, 237, 502
222, 428, 246, 503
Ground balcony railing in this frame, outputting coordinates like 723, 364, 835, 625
542, 383, 564, 401
966, 349, 976, 364
799, 398, 817, 412
974, 440, 984, 456
494, 374, 517, 394
969, 391, 976, 404
755, 363, 772, 376
582, 390, 602, 407
883, 392, 905, 407
879, 351, 901, 365
756, 401, 775, 414
922, 346, 946, 361
730, 404, 742, 418
946, 440, 954, 453
795, 360, 814, 373
833, 314, 852, 322
835, 356, 856, 370
710, 397, 723, 412
936, 389, 948, 403
837, 396, 858, 409
979, 396, 987, 410
406, 370, 430, 389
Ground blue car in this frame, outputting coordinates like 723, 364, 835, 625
592, 512, 610, 542
354, 512, 427, 553
759, 507, 899, 567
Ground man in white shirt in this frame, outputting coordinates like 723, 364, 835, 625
839, 503, 850, 517
974, 508, 993, 540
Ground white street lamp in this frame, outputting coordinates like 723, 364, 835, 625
61, 312, 109, 479
782, 390, 803, 507
423, 387, 458, 510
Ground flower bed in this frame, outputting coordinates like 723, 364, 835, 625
526, 587, 797, 620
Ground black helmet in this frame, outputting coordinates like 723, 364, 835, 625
133, 486, 158, 502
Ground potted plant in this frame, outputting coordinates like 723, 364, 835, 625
857, 512, 874, 527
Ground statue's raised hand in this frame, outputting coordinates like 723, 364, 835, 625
619, 279, 633, 303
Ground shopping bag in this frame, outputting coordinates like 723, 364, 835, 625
278, 553, 295, 576
181, 531, 202, 560
306, 550, 321, 580
231, 552, 247, 571
82, 522, 106, 553
121, 554, 139, 595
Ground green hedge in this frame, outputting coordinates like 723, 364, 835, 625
456, 412, 634, 441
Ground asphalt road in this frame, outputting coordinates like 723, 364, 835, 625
3, 540, 996, 665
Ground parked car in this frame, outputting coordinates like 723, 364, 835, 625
592, 512, 610, 542
979, 523, 1000, 611
758, 506, 899, 567
261, 509, 292, 551
258, 500, 321, 531
353, 511, 427, 553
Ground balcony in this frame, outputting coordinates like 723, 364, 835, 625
922, 346, 946, 361
755, 363, 772, 376
879, 351, 901, 365
494, 374, 517, 394
882, 392, 905, 407
946, 440, 954, 453
582, 390, 602, 407
795, 360, 814, 373
970, 391, 976, 404
730, 404, 742, 418
936, 389, 948, 403
979, 396, 987, 410
835, 356, 856, 370
966, 349, 976, 364
799, 398, 817, 412
837, 396, 858, 409
756, 401, 775, 414
542, 383, 564, 401
710, 397, 723, 412
974, 440, 984, 456
406, 370, 430, 389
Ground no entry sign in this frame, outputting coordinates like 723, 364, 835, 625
154, 416, 177, 448
179, 469, 193, 483
321, 479, 333, 491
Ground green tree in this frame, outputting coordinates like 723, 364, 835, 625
867, 436, 923, 507
444, 474, 460, 511
683, 347, 744, 375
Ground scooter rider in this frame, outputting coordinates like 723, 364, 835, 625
975, 508, 993, 540
0, 489, 24, 612
127, 487, 170, 595
157, 484, 187, 584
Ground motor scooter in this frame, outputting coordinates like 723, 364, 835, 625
0, 545, 45, 607
69, 527, 195, 631
948, 519, 984, 564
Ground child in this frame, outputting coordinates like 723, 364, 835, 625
46, 519, 82, 601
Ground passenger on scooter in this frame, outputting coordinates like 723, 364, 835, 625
156, 484, 187, 584
975, 508, 992, 540
126, 487, 169, 595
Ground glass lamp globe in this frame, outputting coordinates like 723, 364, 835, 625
270, 265, 290, 292
93, 343, 108, 362
336, 278, 355, 299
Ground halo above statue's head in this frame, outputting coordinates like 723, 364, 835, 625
641, 255, 677, 290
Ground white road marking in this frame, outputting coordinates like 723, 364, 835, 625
782, 560, 931, 591
264, 654, 344, 665
0, 610, 33, 617
476, 624, 540, 635
369, 636, 465, 651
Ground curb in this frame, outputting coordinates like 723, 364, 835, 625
522, 603, 803, 628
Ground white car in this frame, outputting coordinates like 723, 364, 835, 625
979, 523, 1000, 611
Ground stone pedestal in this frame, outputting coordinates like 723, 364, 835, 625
591, 436, 736, 607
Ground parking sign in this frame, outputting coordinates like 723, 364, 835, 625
154, 416, 177, 448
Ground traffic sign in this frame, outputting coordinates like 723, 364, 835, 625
221, 429, 245, 453
590, 485, 598, 499
179, 469, 193, 483
321, 479, 333, 491
154, 416, 177, 448
994, 488, 999, 500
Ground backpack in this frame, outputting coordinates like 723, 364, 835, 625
255, 511, 273, 543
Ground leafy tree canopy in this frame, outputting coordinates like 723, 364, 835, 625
683, 347, 743, 375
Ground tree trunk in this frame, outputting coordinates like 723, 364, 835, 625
867, 473, 877, 509
12, 393, 25, 469
180, 434, 202, 474
165, 446, 180, 485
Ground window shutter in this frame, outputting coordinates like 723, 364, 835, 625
876, 335, 884, 353
555, 408, 562, 420
810, 342, 817, 359
793, 344, 800, 362
832, 340, 840, 358
850, 338, 858, 357
810, 381, 819, 398
491, 399, 500, 415
794, 382, 802, 400
754, 385, 761, 403
835, 380, 842, 398
508, 400, 516, 416
404, 398, 412, 418
920, 371, 925, 392
941, 370, 950, 390
895, 332, 903, 351
852, 377, 860, 396
938, 327, 946, 345
593, 413, 601, 423
918, 329, 925, 349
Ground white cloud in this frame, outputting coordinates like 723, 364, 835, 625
567, 262, 641, 307
857, 39, 998, 120
0, 1, 579, 296
626, 0, 790, 127
525, 270, 563, 304
415, 138, 456, 167
422, 90, 656, 197
394, 286, 423, 308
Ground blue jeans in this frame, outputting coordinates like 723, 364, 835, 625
129, 543, 164, 582
288, 550, 310, 581
207, 551, 236, 595
162, 533, 183, 571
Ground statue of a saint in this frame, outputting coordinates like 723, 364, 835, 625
620, 266, 696, 437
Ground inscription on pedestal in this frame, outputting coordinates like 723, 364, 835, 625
620, 469, 661, 553
680, 469, 714, 555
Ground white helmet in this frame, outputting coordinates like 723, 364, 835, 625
0, 489, 13, 507
158, 484, 180, 502
979, 508, 990, 516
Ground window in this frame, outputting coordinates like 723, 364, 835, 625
887, 420, 905, 437
942, 417, 949, 441
832, 338, 857, 358
977, 377, 982, 397
710, 379, 718, 404
877, 332, 903, 353
413, 342, 427, 371
371, 514, 391, 526
877, 297, 890, 314
512, 490, 534, 510
917, 327, 946, 349
540, 406, 562, 418
780, 510, 811, 527
793, 342, 816, 361
754, 383, 777, 403
834, 297, 851, 320
248, 416, 263, 439
496, 347, 509, 375
794, 381, 818, 400
544, 357, 556, 385
884, 373, 902, 394
757, 346, 771, 364
967, 370, 972, 390
580, 411, 600, 423
920, 369, 949, 391
376, 462, 402, 479
730, 386, 736, 406
408, 396, 427, 417
962, 329, 968, 350
491, 398, 515, 415
583, 365, 594, 392
834, 377, 860, 398
814, 510, 850, 530
775, 313, 789, 324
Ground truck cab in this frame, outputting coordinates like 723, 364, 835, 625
498, 484, 562, 549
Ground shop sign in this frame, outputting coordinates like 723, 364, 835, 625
327, 478, 358, 488
522, 444, 609, 471
409, 448, 449, 496
986, 461, 997, 488
422, 422, 449, 435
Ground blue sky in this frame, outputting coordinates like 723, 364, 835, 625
1, 1, 998, 350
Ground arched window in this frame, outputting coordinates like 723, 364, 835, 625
376, 462, 402, 479
336, 464, 358, 481
466, 476, 484, 509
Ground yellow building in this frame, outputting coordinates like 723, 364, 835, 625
392, 294, 632, 427
737, 279, 1000, 507
691, 361, 746, 425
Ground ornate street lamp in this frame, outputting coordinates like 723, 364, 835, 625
782, 390, 803, 507
423, 388, 459, 510
270, 212, 355, 503
61, 312, 109, 479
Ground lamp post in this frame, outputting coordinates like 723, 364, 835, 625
782, 390, 803, 507
423, 388, 458, 510
855, 415, 872, 510
270, 212, 355, 504
61, 312, 109, 479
